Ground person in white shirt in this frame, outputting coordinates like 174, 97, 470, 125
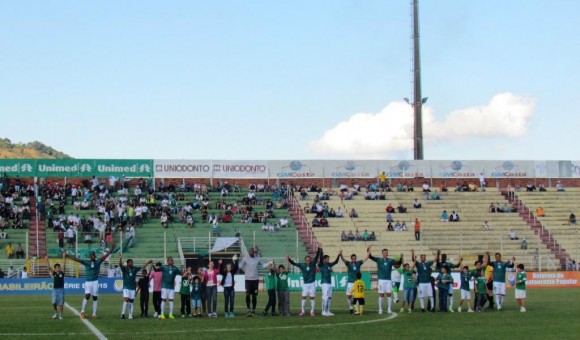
509, 230, 519, 240
21, 267, 28, 279
134, 186, 142, 196
482, 221, 492, 231
279, 217, 289, 228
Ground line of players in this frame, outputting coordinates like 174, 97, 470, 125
49, 240, 526, 320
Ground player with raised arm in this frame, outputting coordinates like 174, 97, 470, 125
340, 250, 366, 314
64, 241, 116, 319
411, 248, 437, 312
287, 244, 320, 317
238, 246, 263, 316
317, 244, 341, 316
436, 251, 462, 312
119, 254, 152, 319
159, 256, 183, 319
487, 251, 515, 310
366, 246, 402, 314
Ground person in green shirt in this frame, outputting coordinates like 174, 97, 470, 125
190, 276, 203, 317
458, 266, 474, 313
366, 246, 402, 314
119, 255, 152, 319
436, 251, 462, 312
486, 251, 515, 310
159, 256, 182, 319
515, 263, 527, 312
64, 241, 116, 319
318, 246, 341, 316
411, 249, 437, 312
340, 250, 366, 314
288, 245, 321, 316
263, 262, 278, 316
276, 263, 291, 316
436, 266, 452, 312
473, 269, 488, 312
179, 268, 192, 317
400, 262, 416, 313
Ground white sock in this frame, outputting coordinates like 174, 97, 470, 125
322, 298, 327, 312
92, 301, 98, 315
387, 297, 392, 310
420, 298, 425, 309
449, 296, 454, 309
160, 301, 165, 315
81, 299, 88, 313
378, 297, 384, 311
169, 301, 174, 315
129, 303, 134, 316
495, 295, 500, 307
348, 298, 353, 309
301, 299, 306, 312
310, 299, 315, 312
327, 299, 332, 313
429, 297, 434, 309
122, 301, 127, 315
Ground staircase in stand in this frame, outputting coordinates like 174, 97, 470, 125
28, 197, 47, 258
501, 190, 568, 268
288, 196, 318, 257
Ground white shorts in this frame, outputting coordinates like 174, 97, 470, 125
493, 282, 506, 296
346, 283, 354, 296
84, 280, 99, 296
515, 289, 526, 299
302, 283, 316, 298
322, 283, 333, 299
378, 279, 393, 294
418, 283, 433, 298
161, 288, 175, 300
123, 289, 136, 299
460, 289, 471, 300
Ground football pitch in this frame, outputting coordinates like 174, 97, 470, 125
1, 289, 579, 339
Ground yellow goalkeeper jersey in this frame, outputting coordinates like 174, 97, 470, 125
351, 279, 365, 299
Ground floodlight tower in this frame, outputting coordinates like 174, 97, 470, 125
411, 0, 427, 160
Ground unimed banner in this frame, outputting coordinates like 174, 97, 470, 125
212, 160, 268, 179
266, 272, 372, 292
154, 159, 212, 178
524, 271, 580, 288
0, 278, 123, 295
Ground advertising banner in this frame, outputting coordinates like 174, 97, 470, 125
0, 278, 123, 295
322, 160, 377, 179
431, 160, 481, 178
483, 160, 534, 178
524, 271, 580, 288
154, 159, 212, 178
266, 272, 372, 292
0, 159, 36, 177
268, 160, 324, 179
92, 159, 153, 177
377, 160, 427, 179
569, 161, 580, 178
212, 160, 268, 179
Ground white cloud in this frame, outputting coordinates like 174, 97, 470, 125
309, 92, 535, 158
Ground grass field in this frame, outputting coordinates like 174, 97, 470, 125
1, 289, 579, 339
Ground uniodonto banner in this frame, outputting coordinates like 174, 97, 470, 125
264, 272, 372, 292
154, 159, 212, 178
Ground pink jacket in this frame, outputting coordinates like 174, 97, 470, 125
203, 266, 220, 286
149, 271, 162, 292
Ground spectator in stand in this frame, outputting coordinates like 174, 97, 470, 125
412, 199, 422, 209
482, 221, 492, 231
449, 211, 460, 222
361, 230, 370, 241
431, 191, 441, 200
279, 217, 289, 228
15, 243, 25, 259
439, 183, 448, 192
536, 207, 545, 217
347, 230, 355, 241
440, 210, 448, 222
386, 212, 394, 223
328, 208, 336, 218
521, 238, 528, 250
397, 203, 407, 213
387, 222, 394, 232
369, 231, 377, 241
509, 230, 519, 240
386, 203, 395, 214
538, 184, 547, 192
414, 219, 421, 241
401, 222, 407, 231
556, 181, 565, 192
336, 207, 344, 218
349, 208, 358, 218
568, 213, 576, 225
479, 173, 486, 191
341, 231, 348, 241
5, 242, 14, 259
319, 218, 329, 228
526, 182, 536, 192
395, 221, 402, 231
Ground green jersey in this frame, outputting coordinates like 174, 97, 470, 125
161, 265, 181, 289
289, 260, 317, 284
179, 277, 190, 295
266, 271, 277, 290
490, 261, 514, 283
437, 273, 451, 290
436, 261, 459, 274
475, 276, 487, 294
460, 271, 473, 291
402, 270, 416, 289
121, 266, 139, 290
318, 255, 340, 284
79, 258, 105, 281
516, 271, 527, 290
369, 255, 397, 280
276, 271, 289, 292
415, 261, 434, 284
190, 283, 202, 299
345, 260, 364, 283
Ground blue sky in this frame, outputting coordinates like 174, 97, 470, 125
1, 1, 578, 160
